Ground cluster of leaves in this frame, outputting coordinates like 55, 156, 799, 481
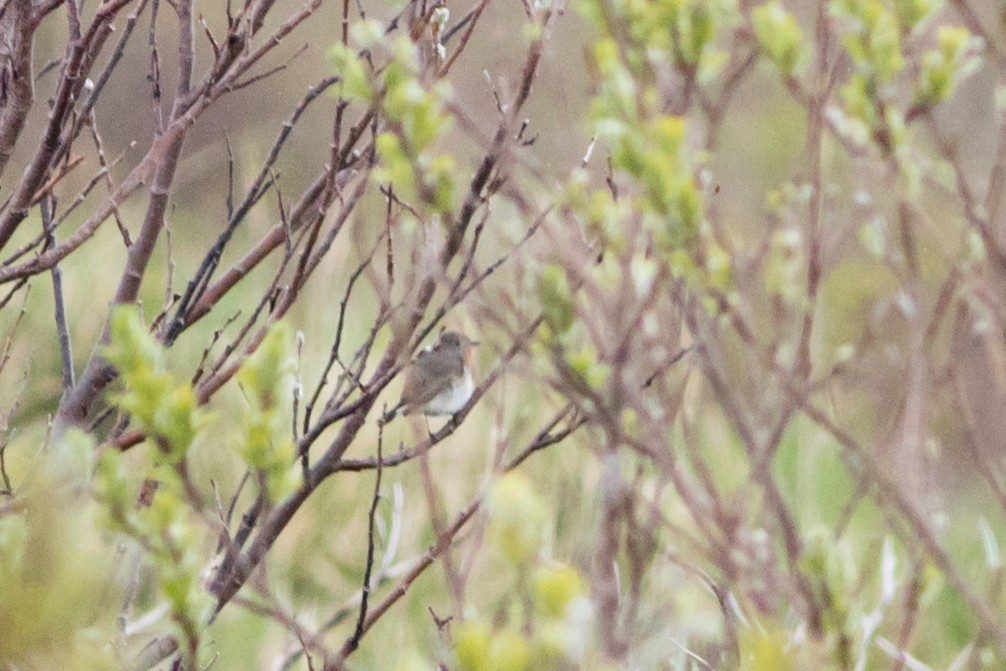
536, 0, 732, 397
831, 0, 981, 154
3, 0, 1005, 667
94, 308, 299, 666
524, 0, 1002, 668
0, 0, 568, 669
331, 21, 458, 214
453, 473, 600, 671
577, 0, 710, 253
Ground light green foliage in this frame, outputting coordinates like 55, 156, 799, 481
567, 344, 612, 389
537, 264, 574, 337
376, 132, 417, 198
830, 0, 909, 151
893, 0, 940, 31
236, 322, 295, 408
0, 510, 26, 572
236, 321, 301, 501
832, 0, 904, 82
99, 309, 302, 662
916, 25, 983, 105
591, 96, 704, 244
454, 620, 494, 671
535, 257, 616, 390
488, 472, 548, 565
678, 1, 715, 65
550, 0, 717, 402
532, 564, 585, 618
582, 1, 709, 250
93, 443, 133, 526
142, 488, 216, 643
800, 526, 857, 630
383, 62, 446, 149
0, 434, 119, 669
838, 73, 879, 143
590, 37, 639, 122
738, 625, 796, 671
545, 0, 739, 426
329, 43, 373, 102
95, 447, 216, 662
488, 630, 531, 671
857, 213, 888, 258
105, 307, 207, 461
828, 0, 979, 160
456, 475, 596, 671
330, 30, 457, 213
753, 1, 805, 76
578, 0, 718, 69
348, 17, 386, 51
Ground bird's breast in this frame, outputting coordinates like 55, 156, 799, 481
423, 369, 474, 416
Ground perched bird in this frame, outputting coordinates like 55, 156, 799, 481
380, 331, 478, 425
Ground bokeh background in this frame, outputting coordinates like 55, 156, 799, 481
3, 0, 1006, 669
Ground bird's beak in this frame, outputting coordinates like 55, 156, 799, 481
470, 340, 479, 347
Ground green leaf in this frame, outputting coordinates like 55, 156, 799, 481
739, 624, 795, 671
488, 473, 547, 565
105, 305, 162, 379
454, 620, 492, 671
753, 2, 804, 75
538, 265, 575, 336
533, 563, 584, 618
236, 321, 295, 411
329, 43, 372, 101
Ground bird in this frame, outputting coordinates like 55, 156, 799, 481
380, 331, 478, 425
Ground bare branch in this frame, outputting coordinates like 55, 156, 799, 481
41, 196, 73, 389
0, 0, 36, 179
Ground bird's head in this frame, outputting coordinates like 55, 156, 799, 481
436, 331, 478, 364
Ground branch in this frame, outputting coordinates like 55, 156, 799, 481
209, 1, 557, 622
345, 419, 383, 654
41, 196, 73, 389
0, 0, 132, 248
44, 1, 207, 443
324, 497, 481, 670
0, 0, 36, 179
788, 378, 1006, 655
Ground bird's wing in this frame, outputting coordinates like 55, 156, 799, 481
400, 350, 464, 408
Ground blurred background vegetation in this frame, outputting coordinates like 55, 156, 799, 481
1, 0, 1006, 669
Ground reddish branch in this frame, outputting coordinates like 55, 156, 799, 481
209, 7, 559, 615
0, 0, 36, 178
48, 0, 334, 437
0, 0, 134, 249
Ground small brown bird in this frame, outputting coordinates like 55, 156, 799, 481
381, 331, 477, 424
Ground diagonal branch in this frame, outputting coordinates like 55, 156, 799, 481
0, 0, 36, 179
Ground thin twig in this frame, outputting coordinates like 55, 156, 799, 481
346, 416, 383, 652
41, 196, 74, 389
